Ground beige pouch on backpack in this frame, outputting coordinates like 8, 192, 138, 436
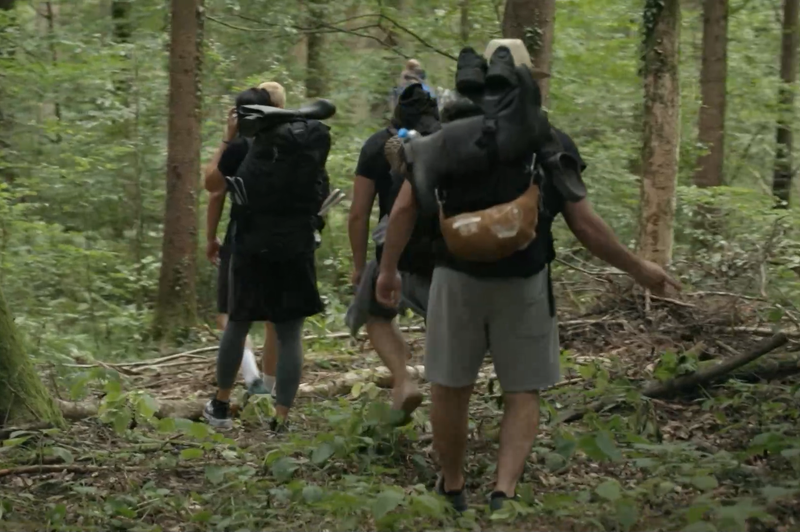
438, 180, 539, 262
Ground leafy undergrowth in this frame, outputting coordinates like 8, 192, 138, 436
2, 290, 800, 532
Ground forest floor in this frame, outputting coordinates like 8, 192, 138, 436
2, 281, 800, 532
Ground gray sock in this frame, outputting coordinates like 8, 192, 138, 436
216, 320, 252, 390
274, 318, 305, 408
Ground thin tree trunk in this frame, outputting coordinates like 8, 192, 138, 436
460, 0, 470, 45
305, 0, 327, 98
111, 0, 132, 96
43, 2, 61, 122
0, 285, 65, 427
501, 0, 556, 105
772, 0, 799, 206
639, 0, 681, 267
694, 0, 728, 188
154, 0, 203, 340
0, 0, 16, 183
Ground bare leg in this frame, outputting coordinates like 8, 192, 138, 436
262, 321, 278, 380
495, 391, 540, 496
431, 383, 473, 491
216, 313, 228, 331
365, 317, 421, 414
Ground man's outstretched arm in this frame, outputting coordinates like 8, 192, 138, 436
375, 181, 418, 307
562, 198, 681, 295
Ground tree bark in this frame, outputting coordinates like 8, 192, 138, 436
694, 0, 728, 188
501, 0, 556, 105
0, 0, 16, 183
0, 285, 64, 427
305, 0, 327, 98
638, 0, 681, 267
772, 0, 799, 206
460, 0, 470, 45
155, 0, 203, 340
111, 0, 133, 95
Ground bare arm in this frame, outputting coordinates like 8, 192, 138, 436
348, 175, 377, 279
205, 167, 226, 245
562, 198, 643, 275
378, 180, 418, 275
204, 108, 238, 247
563, 198, 681, 294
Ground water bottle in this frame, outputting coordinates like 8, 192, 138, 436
397, 128, 420, 142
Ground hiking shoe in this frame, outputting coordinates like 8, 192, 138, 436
246, 378, 270, 396
269, 417, 289, 433
203, 397, 233, 430
435, 476, 468, 513
489, 491, 520, 513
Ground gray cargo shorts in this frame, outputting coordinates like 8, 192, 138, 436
344, 259, 431, 336
425, 266, 560, 392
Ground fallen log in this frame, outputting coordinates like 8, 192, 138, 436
560, 333, 789, 423
56, 365, 428, 422
57, 397, 208, 422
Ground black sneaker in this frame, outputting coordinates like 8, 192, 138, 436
269, 416, 289, 433
203, 397, 232, 430
489, 491, 520, 513
435, 476, 468, 513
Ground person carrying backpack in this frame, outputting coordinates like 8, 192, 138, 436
204, 86, 279, 400
203, 88, 335, 431
389, 59, 436, 110
376, 40, 681, 513
346, 83, 441, 425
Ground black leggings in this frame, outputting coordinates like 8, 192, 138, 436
216, 318, 304, 408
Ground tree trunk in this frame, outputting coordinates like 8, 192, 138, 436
43, 2, 61, 123
460, 0, 470, 45
154, 0, 203, 340
111, 0, 133, 95
0, 0, 16, 183
772, 0, 799, 206
694, 0, 728, 188
0, 285, 64, 427
501, 0, 556, 105
638, 0, 681, 267
305, 0, 327, 99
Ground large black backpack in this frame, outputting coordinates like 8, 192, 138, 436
228, 118, 331, 256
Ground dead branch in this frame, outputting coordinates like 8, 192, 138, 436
0, 464, 130, 477
0, 422, 52, 441
727, 327, 800, 339
727, 355, 800, 382
642, 334, 788, 397
560, 334, 789, 423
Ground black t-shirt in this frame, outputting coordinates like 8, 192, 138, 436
437, 128, 587, 279
355, 128, 394, 219
218, 137, 250, 178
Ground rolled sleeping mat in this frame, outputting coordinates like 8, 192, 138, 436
237, 99, 337, 137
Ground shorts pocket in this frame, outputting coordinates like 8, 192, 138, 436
513, 272, 553, 337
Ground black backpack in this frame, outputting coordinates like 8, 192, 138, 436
228, 119, 331, 256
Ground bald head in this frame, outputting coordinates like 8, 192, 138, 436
257, 81, 286, 108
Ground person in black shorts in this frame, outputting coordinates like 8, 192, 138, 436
346, 83, 440, 425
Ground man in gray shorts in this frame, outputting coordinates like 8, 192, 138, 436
346, 83, 441, 423
376, 40, 680, 512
